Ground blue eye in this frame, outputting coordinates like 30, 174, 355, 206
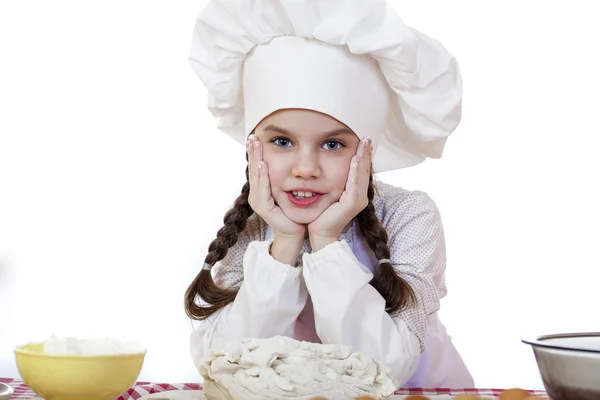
322, 140, 344, 151
271, 137, 292, 147
269, 137, 346, 151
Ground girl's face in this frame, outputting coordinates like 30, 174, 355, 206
255, 108, 360, 225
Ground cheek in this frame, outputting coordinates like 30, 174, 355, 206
325, 160, 352, 195
265, 157, 285, 188
333, 174, 348, 195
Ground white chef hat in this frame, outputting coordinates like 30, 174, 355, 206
189, 0, 462, 172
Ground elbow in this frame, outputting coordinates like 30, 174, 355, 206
390, 344, 420, 388
371, 314, 423, 388
189, 307, 229, 369
190, 323, 210, 369
387, 330, 422, 388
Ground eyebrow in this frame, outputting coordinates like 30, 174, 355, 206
263, 124, 354, 138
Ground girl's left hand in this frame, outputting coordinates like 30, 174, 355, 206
307, 138, 372, 250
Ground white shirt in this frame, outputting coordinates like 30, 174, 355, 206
190, 182, 473, 388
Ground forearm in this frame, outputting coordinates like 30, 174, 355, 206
190, 240, 308, 366
302, 240, 422, 386
308, 234, 338, 252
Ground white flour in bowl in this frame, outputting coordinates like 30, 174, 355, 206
43, 336, 146, 355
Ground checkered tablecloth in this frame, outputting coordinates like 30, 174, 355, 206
1, 378, 549, 399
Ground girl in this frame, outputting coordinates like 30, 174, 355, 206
184, 0, 473, 389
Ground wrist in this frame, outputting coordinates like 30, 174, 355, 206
308, 234, 340, 252
270, 236, 304, 266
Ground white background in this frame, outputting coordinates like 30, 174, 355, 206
1, 0, 599, 391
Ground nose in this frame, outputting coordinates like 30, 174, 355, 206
290, 150, 321, 180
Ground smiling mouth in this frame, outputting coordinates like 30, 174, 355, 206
291, 190, 318, 199
286, 191, 323, 207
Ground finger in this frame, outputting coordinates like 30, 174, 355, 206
359, 138, 372, 170
254, 138, 263, 167
253, 140, 264, 197
356, 137, 366, 157
346, 155, 360, 193
352, 139, 370, 201
247, 135, 255, 169
363, 138, 373, 175
258, 160, 271, 209
247, 136, 256, 195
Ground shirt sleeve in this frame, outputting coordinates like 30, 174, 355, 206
301, 191, 446, 386
189, 217, 308, 368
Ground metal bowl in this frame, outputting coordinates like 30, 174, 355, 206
522, 332, 600, 400
0, 382, 14, 400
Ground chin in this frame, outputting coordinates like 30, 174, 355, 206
280, 206, 321, 225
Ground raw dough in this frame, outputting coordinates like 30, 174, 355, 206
135, 391, 457, 400
198, 336, 397, 400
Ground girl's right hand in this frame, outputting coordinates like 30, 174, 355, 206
247, 135, 306, 240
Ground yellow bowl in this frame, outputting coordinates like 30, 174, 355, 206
14, 342, 146, 400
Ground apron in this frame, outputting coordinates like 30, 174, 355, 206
265, 225, 474, 388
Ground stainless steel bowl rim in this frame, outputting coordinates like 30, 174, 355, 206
522, 331, 600, 354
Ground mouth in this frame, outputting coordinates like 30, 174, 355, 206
286, 190, 324, 207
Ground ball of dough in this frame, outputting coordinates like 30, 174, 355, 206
404, 396, 431, 400
454, 395, 481, 400
199, 336, 397, 400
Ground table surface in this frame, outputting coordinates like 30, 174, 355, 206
1, 378, 549, 399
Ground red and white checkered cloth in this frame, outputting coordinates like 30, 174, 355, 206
1, 378, 549, 399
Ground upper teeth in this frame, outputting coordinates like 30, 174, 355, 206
292, 191, 316, 198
